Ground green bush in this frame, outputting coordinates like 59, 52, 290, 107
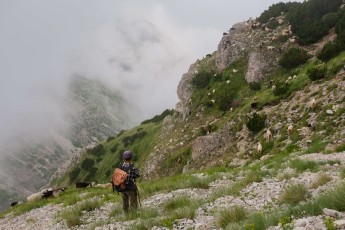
88, 144, 105, 157
110, 144, 118, 153
307, 65, 327, 81
69, 167, 81, 182
273, 82, 289, 96
317, 42, 343, 62
267, 19, 280, 29
141, 109, 174, 125
249, 82, 262, 91
214, 84, 236, 111
81, 158, 95, 170
279, 47, 309, 69
192, 71, 213, 89
122, 131, 148, 147
246, 113, 266, 133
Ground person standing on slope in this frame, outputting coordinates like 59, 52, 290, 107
120, 150, 140, 213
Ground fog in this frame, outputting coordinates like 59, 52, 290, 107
0, 0, 301, 152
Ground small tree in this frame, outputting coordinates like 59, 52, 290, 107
81, 158, 95, 170
279, 47, 309, 69
246, 113, 266, 133
307, 65, 327, 81
69, 167, 81, 182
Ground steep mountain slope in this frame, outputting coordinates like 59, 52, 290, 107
2, 0, 345, 229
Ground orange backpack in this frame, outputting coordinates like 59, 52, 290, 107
112, 168, 128, 192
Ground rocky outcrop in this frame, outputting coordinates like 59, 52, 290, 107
176, 61, 200, 120
245, 52, 269, 83
191, 121, 234, 162
215, 22, 249, 70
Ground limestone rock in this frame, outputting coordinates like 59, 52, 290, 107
245, 52, 269, 83
176, 61, 200, 119
215, 22, 248, 70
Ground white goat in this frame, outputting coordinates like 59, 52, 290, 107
27, 192, 43, 202
287, 124, 293, 137
257, 142, 263, 156
310, 98, 317, 110
233, 69, 238, 73
95, 183, 112, 189
265, 129, 273, 142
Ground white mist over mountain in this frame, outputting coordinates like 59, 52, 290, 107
0, 0, 301, 153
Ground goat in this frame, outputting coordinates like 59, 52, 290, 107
257, 142, 263, 156
95, 183, 112, 189
76, 181, 95, 188
226, 80, 231, 84
267, 46, 275, 51
233, 69, 239, 73
27, 192, 43, 202
310, 98, 317, 110
272, 85, 276, 91
265, 129, 273, 142
287, 124, 293, 137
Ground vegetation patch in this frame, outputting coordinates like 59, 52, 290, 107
216, 206, 248, 228
290, 159, 319, 172
279, 183, 311, 205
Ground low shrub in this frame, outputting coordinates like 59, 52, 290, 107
279, 47, 308, 69
273, 82, 289, 96
88, 144, 105, 157
249, 82, 262, 91
317, 42, 343, 62
141, 109, 174, 125
307, 65, 327, 81
192, 70, 213, 89
246, 113, 266, 133
81, 158, 95, 170
310, 174, 332, 189
122, 131, 148, 147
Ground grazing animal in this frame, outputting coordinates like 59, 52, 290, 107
287, 124, 293, 137
27, 192, 43, 202
232, 69, 238, 73
251, 102, 258, 109
265, 129, 272, 142
76, 181, 95, 188
95, 183, 112, 189
226, 80, 231, 84
272, 85, 276, 91
257, 142, 263, 156
310, 98, 316, 110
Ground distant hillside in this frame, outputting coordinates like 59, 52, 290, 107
0, 76, 133, 211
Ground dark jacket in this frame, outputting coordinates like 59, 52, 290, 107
120, 162, 140, 191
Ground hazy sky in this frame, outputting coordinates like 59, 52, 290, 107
0, 0, 301, 149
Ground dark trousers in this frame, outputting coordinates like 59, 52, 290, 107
121, 190, 138, 212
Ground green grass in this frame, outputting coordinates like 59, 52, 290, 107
335, 143, 345, 152
216, 206, 248, 228
279, 184, 311, 205
163, 196, 191, 212
310, 174, 332, 189
305, 139, 327, 154
57, 198, 101, 227
290, 159, 319, 172
340, 167, 345, 179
